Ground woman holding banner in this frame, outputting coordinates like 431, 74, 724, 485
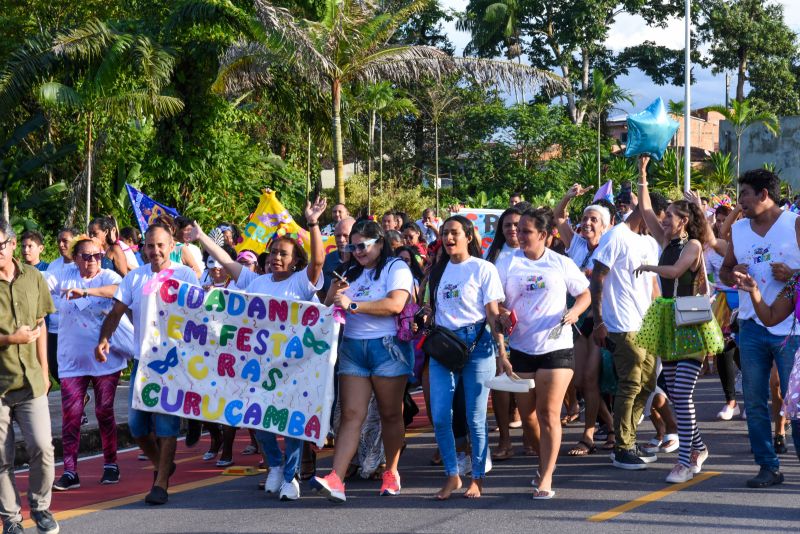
312, 220, 415, 503
189, 197, 328, 501
554, 185, 615, 455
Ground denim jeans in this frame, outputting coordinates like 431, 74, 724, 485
255, 430, 303, 483
429, 323, 495, 478
738, 319, 800, 469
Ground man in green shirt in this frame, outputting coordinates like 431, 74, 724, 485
0, 220, 59, 534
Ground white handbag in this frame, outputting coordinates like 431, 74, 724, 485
673, 255, 713, 327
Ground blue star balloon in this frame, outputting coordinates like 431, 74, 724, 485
624, 97, 680, 161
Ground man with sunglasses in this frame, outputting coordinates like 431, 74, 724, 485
0, 219, 59, 534
320, 217, 356, 299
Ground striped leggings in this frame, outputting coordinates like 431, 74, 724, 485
662, 359, 705, 467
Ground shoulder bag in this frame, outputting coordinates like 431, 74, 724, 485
674, 252, 713, 327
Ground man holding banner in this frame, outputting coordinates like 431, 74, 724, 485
96, 221, 198, 506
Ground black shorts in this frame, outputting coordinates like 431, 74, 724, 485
578, 317, 594, 338
509, 348, 575, 373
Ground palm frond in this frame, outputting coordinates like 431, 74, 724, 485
94, 33, 134, 90
348, 45, 453, 84
168, 0, 267, 42
0, 114, 46, 157
37, 81, 83, 108
99, 92, 184, 119
453, 57, 565, 95
131, 36, 177, 93
359, 0, 433, 49
0, 35, 56, 114
52, 19, 115, 60
212, 41, 275, 96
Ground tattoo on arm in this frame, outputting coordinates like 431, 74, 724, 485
590, 261, 609, 320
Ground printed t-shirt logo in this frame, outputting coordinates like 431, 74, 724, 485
752, 246, 771, 264
353, 284, 371, 299
442, 283, 461, 299
525, 275, 545, 291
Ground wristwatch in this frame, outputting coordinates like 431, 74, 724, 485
348, 302, 359, 314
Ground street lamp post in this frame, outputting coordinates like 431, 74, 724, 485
683, 0, 691, 193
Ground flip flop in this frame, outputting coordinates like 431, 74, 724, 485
601, 431, 616, 450
560, 413, 580, 426
533, 489, 555, 500
566, 440, 596, 456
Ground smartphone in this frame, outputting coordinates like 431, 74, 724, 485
413, 307, 427, 331
507, 310, 518, 335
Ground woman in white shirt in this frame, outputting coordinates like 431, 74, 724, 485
425, 215, 508, 500
554, 184, 615, 454
496, 208, 591, 499
49, 236, 135, 490
312, 220, 414, 503
191, 198, 327, 501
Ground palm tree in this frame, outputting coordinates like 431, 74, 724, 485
190, 0, 562, 204
668, 99, 685, 188
0, 20, 183, 226
707, 98, 780, 195
582, 70, 633, 186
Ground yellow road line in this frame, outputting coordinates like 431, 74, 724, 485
27, 424, 435, 529
587, 471, 721, 522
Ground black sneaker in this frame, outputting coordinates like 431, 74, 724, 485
30, 510, 59, 534
635, 444, 658, 464
612, 448, 647, 470
746, 466, 784, 488
2, 519, 24, 534
101, 464, 120, 485
774, 434, 788, 454
52, 472, 80, 491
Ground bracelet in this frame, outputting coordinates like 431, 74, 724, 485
307, 222, 319, 227
638, 182, 648, 187
592, 322, 605, 331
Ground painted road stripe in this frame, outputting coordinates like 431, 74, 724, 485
587, 471, 722, 522
24, 425, 433, 529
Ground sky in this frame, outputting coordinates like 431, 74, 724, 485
440, 0, 800, 114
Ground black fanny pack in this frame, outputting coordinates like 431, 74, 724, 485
422, 322, 486, 372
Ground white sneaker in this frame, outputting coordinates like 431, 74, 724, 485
716, 404, 740, 421
484, 454, 492, 474
690, 448, 709, 474
457, 452, 472, 476
660, 434, 679, 453
279, 478, 300, 501
665, 463, 693, 483
264, 466, 284, 494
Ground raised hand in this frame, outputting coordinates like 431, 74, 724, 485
187, 222, 203, 242
567, 183, 593, 199
684, 189, 702, 207
305, 196, 328, 225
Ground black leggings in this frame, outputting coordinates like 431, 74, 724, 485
47, 332, 59, 385
716, 340, 740, 403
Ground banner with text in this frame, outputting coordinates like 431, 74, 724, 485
132, 273, 339, 447
237, 190, 337, 256
455, 208, 505, 254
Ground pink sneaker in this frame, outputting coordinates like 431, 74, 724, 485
310, 471, 346, 503
380, 470, 401, 496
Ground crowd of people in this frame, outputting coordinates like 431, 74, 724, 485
2, 158, 800, 532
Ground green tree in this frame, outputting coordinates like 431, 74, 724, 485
582, 69, 633, 186
707, 98, 780, 194
699, 0, 798, 106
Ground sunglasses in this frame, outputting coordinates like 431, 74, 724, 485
0, 238, 12, 251
343, 238, 378, 253
79, 252, 104, 262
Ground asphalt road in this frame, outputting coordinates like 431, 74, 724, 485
56, 375, 800, 534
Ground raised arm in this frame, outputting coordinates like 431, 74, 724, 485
637, 156, 668, 248
304, 197, 328, 286
554, 183, 593, 249
187, 223, 244, 282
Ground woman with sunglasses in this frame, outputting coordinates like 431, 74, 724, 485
495, 208, 591, 499
189, 197, 327, 501
554, 185, 616, 455
425, 215, 508, 500
312, 220, 415, 503
47, 236, 135, 490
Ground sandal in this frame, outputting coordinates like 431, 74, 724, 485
661, 434, 679, 453
491, 447, 515, 461
600, 431, 616, 450
533, 489, 556, 500
523, 446, 538, 457
241, 444, 258, 455
560, 412, 580, 426
566, 440, 596, 456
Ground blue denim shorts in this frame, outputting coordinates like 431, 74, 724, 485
338, 335, 414, 378
128, 359, 182, 438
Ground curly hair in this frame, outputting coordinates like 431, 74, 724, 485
670, 200, 710, 245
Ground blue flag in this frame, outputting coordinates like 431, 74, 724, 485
593, 180, 614, 204
126, 184, 180, 235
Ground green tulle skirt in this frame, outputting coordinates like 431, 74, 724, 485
635, 297, 724, 362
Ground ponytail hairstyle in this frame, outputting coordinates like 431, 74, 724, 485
427, 215, 483, 300
485, 205, 524, 264
89, 216, 117, 247
341, 220, 394, 282
670, 200, 710, 245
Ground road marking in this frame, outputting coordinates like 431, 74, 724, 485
587, 471, 721, 522
32, 424, 434, 529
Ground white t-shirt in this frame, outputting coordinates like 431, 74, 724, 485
485, 243, 517, 265
184, 242, 203, 267
593, 223, 658, 333
244, 267, 322, 301
234, 267, 259, 290
118, 242, 140, 271
416, 219, 441, 244
705, 247, 732, 290
45, 257, 72, 333
497, 249, 589, 355
566, 234, 600, 275
343, 258, 413, 339
434, 256, 505, 330
49, 266, 134, 377
114, 262, 198, 357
